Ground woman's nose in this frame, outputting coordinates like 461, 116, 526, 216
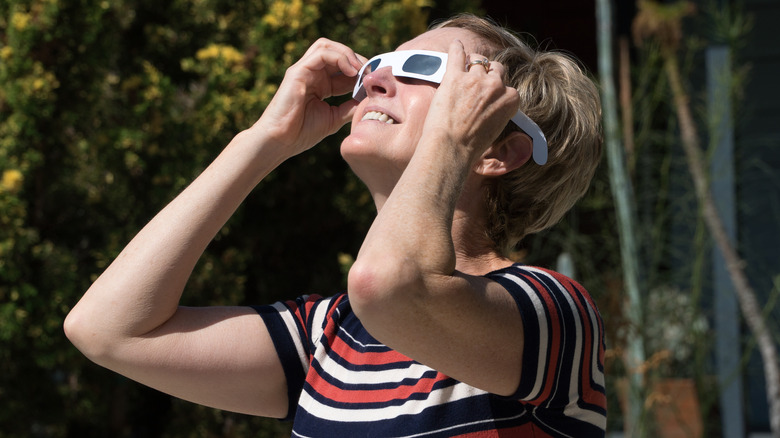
361, 66, 396, 98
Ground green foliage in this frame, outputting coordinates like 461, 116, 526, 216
0, 0, 478, 435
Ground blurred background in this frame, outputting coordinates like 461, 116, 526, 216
1, 0, 778, 436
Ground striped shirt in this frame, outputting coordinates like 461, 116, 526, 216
254, 264, 606, 437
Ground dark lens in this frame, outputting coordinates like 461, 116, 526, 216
401, 54, 442, 75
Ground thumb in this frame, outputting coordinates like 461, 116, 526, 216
332, 99, 360, 132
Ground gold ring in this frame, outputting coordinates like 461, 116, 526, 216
466, 58, 490, 73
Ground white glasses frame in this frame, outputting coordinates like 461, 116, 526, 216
352, 50, 548, 165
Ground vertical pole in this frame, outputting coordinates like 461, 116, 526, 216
595, 0, 646, 435
707, 44, 745, 438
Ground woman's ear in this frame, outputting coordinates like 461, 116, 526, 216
474, 131, 533, 176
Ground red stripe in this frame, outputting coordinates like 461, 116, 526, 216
551, 270, 606, 409
319, 295, 347, 347
539, 268, 607, 410
524, 273, 562, 406
286, 294, 324, 341
330, 334, 413, 366
314, 297, 414, 367
452, 423, 551, 437
307, 365, 450, 404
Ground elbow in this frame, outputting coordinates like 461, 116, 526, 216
63, 304, 112, 363
63, 306, 92, 355
347, 257, 423, 322
346, 260, 379, 316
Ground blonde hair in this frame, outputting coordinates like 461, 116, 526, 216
431, 14, 603, 253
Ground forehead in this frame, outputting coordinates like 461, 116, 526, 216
396, 27, 484, 54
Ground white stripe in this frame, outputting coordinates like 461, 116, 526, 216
309, 296, 332, 347
587, 301, 605, 387
525, 268, 607, 430
338, 325, 384, 348
317, 351, 439, 385
526, 269, 570, 410
534, 270, 584, 406
274, 301, 310, 373
307, 302, 440, 386
571, 301, 607, 430
497, 271, 550, 401
392, 411, 530, 438
297, 380, 485, 423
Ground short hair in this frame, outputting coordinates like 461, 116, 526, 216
431, 14, 603, 254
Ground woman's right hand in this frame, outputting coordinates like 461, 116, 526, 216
250, 38, 366, 156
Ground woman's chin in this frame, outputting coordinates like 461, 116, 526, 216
340, 135, 383, 169
341, 141, 399, 196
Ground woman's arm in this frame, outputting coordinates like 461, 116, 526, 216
348, 41, 527, 396
64, 39, 364, 417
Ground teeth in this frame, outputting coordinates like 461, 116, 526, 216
361, 111, 396, 124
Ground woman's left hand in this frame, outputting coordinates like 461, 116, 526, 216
421, 40, 520, 161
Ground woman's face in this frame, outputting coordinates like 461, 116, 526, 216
341, 27, 485, 200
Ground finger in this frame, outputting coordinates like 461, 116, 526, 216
446, 40, 467, 75
486, 60, 506, 79
336, 49, 364, 77
466, 53, 490, 74
300, 39, 364, 77
334, 99, 360, 127
330, 71, 360, 96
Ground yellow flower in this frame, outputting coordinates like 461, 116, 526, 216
410, 0, 433, 8
142, 60, 162, 84
11, 12, 32, 31
0, 46, 12, 60
195, 44, 244, 65
2, 169, 24, 193
143, 85, 162, 101
262, 0, 286, 28
218, 46, 244, 64
196, 45, 219, 61
289, 0, 303, 17
220, 95, 233, 110
262, 0, 312, 30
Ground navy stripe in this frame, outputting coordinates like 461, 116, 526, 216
293, 392, 509, 438
535, 270, 580, 410
302, 369, 459, 410
310, 358, 443, 392
327, 350, 421, 372
251, 304, 306, 421
513, 270, 557, 402
488, 271, 544, 401
260, 263, 606, 437
569, 283, 608, 416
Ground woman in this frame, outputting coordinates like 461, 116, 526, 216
65, 14, 606, 437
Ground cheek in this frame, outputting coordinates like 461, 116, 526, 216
404, 102, 432, 142
404, 90, 433, 125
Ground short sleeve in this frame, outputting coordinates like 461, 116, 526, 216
251, 294, 338, 420
486, 265, 606, 415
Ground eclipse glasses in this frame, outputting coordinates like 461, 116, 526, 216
352, 50, 548, 165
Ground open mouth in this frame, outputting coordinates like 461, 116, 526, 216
361, 111, 397, 124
